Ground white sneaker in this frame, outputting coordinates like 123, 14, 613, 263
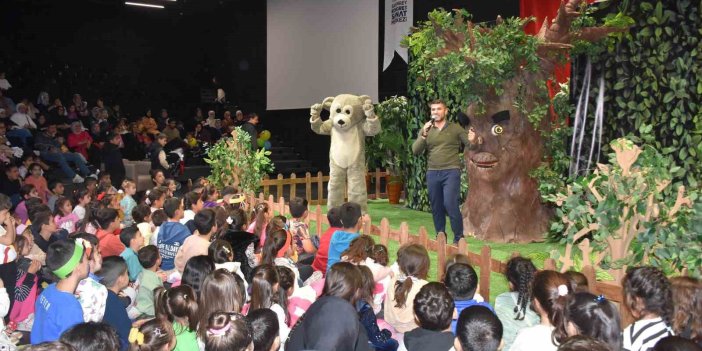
87, 173, 98, 179
73, 174, 85, 183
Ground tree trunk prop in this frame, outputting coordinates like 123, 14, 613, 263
424, 0, 626, 242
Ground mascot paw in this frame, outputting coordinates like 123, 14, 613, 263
310, 103, 323, 119
362, 100, 375, 117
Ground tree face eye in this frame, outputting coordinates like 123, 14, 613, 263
491, 125, 504, 136
336, 108, 342, 113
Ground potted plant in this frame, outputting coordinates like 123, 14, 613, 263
372, 96, 410, 204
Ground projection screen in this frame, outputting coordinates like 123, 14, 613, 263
266, 0, 379, 110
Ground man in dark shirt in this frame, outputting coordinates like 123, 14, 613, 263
241, 113, 259, 151
412, 99, 475, 244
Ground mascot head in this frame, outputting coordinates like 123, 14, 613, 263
324, 94, 369, 131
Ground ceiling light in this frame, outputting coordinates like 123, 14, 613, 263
125, 2, 165, 8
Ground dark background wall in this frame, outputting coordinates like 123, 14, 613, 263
1, 0, 518, 172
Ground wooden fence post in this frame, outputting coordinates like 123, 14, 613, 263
437, 233, 447, 281
317, 171, 324, 204
315, 205, 323, 236
399, 222, 409, 245
290, 173, 297, 201
379, 218, 390, 247
276, 174, 283, 200
363, 214, 372, 236
480, 246, 492, 301
418, 227, 428, 249
582, 266, 598, 294
305, 172, 312, 204
263, 174, 270, 196
258, 192, 264, 204
458, 238, 468, 263
544, 258, 557, 270
268, 195, 275, 213
278, 197, 286, 216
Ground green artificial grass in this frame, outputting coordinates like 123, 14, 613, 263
300, 199, 564, 304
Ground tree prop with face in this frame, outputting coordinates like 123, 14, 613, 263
405, 0, 625, 242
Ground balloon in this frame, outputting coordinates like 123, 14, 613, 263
259, 130, 271, 141
257, 139, 265, 148
264, 141, 272, 150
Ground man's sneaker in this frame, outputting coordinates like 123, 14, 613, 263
73, 174, 85, 183
87, 173, 98, 179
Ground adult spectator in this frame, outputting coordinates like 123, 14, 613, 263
34, 124, 94, 183
67, 121, 93, 160
241, 113, 259, 150
72, 93, 90, 119
140, 109, 159, 138
234, 110, 245, 126
149, 133, 170, 173
157, 109, 169, 131
6, 104, 34, 148
102, 132, 126, 189
162, 119, 181, 142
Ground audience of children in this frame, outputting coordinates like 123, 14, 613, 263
1, 176, 700, 351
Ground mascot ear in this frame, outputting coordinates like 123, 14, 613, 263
322, 97, 335, 110
358, 95, 371, 104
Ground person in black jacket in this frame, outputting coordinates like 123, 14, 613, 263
148, 133, 169, 173
102, 132, 126, 189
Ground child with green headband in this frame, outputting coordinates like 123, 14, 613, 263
30, 239, 89, 344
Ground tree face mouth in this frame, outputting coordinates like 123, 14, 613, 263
470, 153, 498, 169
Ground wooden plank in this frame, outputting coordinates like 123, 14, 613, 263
544, 258, 556, 271
418, 227, 428, 248
581, 266, 598, 294
305, 172, 312, 204
479, 246, 492, 301
315, 205, 323, 236
278, 197, 286, 216
457, 239, 468, 263
399, 222, 409, 245
379, 218, 390, 247
363, 214, 372, 236
317, 171, 324, 204
263, 174, 270, 196
276, 174, 283, 199
289, 173, 297, 200
436, 233, 447, 281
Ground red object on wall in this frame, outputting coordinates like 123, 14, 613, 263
520, 0, 594, 121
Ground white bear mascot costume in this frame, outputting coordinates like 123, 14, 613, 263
310, 94, 381, 212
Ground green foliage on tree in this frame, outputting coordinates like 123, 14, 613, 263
402, 9, 561, 210
205, 128, 274, 194
576, 0, 702, 188
548, 138, 701, 278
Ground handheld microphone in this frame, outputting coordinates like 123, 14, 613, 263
430, 115, 437, 128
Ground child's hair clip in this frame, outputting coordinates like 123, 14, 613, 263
594, 294, 606, 303
226, 216, 233, 225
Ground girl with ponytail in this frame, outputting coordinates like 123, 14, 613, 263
511, 270, 572, 351
154, 285, 199, 351
247, 202, 271, 247
494, 256, 540, 351
384, 244, 430, 333
129, 317, 175, 351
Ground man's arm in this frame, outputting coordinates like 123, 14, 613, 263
457, 124, 477, 150
411, 131, 427, 155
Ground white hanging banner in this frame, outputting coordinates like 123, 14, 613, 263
383, 0, 412, 71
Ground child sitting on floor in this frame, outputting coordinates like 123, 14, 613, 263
31, 239, 89, 344
404, 282, 455, 351
444, 262, 493, 333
